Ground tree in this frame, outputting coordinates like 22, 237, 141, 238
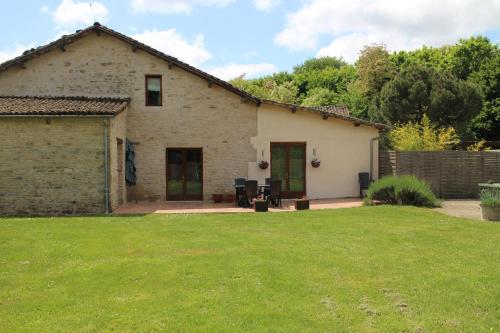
390, 45, 454, 72
355, 44, 397, 121
301, 88, 339, 106
468, 99, 500, 140
265, 80, 298, 104
293, 57, 347, 74
451, 36, 497, 80
389, 115, 459, 151
230, 77, 270, 99
380, 64, 482, 134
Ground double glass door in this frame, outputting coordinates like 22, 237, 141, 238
270, 143, 306, 199
166, 148, 203, 200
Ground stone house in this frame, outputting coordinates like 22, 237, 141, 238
0, 23, 387, 215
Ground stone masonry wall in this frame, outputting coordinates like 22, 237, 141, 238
0, 32, 258, 203
0, 117, 105, 215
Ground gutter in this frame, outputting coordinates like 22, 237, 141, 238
370, 137, 379, 181
103, 119, 110, 214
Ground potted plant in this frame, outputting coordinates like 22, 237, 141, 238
479, 184, 500, 221
311, 158, 321, 168
254, 194, 268, 212
212, 194, 223, 203
258, 160, 269, 170
258, 149, 269, 170
223, 194, 235, 203
295, 195, 310, 210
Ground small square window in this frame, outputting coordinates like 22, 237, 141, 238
146, 75, 162, 106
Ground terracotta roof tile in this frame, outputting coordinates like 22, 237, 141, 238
0, 95, 130, 116
309, 105, 350, 117
261, 99, 389, 130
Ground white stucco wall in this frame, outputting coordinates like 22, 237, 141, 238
250, 103, 380, 199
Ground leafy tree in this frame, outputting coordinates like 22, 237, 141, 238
451, 36, 497, 80
265, 80, 298, 104
389, 114, 460, 151
390, 45, 454, 72
293, 57, 347, 74
301, 88, 339, 106
355, 44, 397, 121
380, 64, 482, 134
230, 78, 271, 99
468, 48, 500, 101
468, 99, 500, 140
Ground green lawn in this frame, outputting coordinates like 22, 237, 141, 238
0, 207, 498, 332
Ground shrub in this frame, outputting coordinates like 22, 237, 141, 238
364, 175, 438, 207
479, 186, 500, 207
388, 114, 460, 151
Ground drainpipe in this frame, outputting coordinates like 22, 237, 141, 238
369, 137, 379, 181
103, 119, 110, 214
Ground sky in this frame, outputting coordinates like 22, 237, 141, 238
0, 0, 499, 81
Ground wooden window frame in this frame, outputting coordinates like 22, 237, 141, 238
165, 148, 204, 201
270, 142, 307, 199
145, 75, 163, 107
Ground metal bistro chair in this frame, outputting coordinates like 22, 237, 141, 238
263, 177, 271, 197
267, 179, 282, 208
234, 178, 246, 206
244, 180, 259, 208
358, 172, 370, 198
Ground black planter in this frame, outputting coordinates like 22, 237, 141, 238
254, 200, 268, 212
295, 199, 310, 210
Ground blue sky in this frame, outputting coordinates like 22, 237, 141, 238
1, 1, 499, 80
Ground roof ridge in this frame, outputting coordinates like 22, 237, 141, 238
0, 23, 260, 104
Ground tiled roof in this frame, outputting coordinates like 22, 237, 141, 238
261, 99, 389, 130
0, 95, 130, 116
310, 105, 350, 117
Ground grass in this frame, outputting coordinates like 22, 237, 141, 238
0, 206, 498, 332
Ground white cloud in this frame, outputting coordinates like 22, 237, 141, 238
43, 0, 109, 29
276, 0, 500, 62
207, 62, 277, 80
132, 29, 213, 66
253, 0, 280, 11
0, 43, 35, 64
243, 50, 259, 59
130, 0, 235, 14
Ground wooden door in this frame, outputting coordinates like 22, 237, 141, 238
166, 148, 203, 201
270, 143, 306, 199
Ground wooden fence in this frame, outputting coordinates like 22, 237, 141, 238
379, 151, 500, 198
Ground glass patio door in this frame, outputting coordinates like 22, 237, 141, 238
166, 148, 203, 200
270, 143, 306, 199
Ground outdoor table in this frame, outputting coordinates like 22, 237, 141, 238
258, 184, 270, 194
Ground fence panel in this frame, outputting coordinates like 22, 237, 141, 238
379, 151, 500, 198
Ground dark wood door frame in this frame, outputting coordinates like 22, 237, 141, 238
270, 142, 306, 199
166, 148, 203, 201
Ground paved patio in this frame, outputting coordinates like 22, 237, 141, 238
113, 198, 363, 214
434, 200, 482, 220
